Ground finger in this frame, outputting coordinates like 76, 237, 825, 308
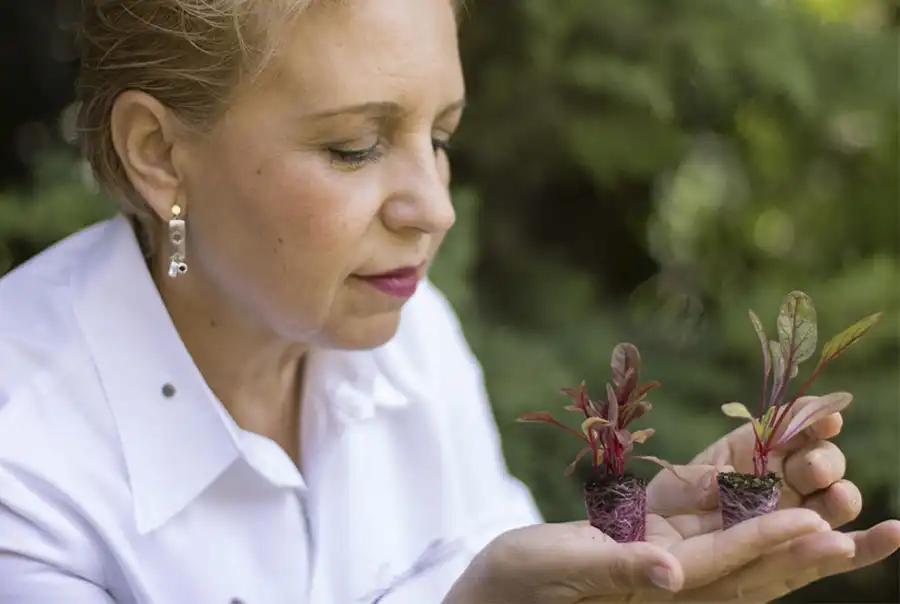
681, 528, 855, 602
783, 440, 846, 497
771, 394, 851, 456
741, 520, 900, 602
543, 523, 685, 594
577, 542, 686, 595
670, 508, 830, 589
802, 480, 862, 529
809, 409, 843, 439
648, 464, 734, 515
839, 520, 900, 569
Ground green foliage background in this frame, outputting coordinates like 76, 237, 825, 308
1, 0, 897, 601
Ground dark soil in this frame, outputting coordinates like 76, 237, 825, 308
717, 471, 782, 530
583, 473, 648, 543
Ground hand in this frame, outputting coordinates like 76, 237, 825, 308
647, 392, 900, 600
443, 476, 844, 604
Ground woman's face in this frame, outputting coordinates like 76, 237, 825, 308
173, 0, 464, 350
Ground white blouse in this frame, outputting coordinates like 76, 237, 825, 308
0, 215, 542, 603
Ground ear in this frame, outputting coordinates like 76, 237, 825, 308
110, 91, 188, 220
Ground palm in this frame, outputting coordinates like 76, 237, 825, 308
583, 508, 844, 600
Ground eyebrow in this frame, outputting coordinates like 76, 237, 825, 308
302, 98, 467, 121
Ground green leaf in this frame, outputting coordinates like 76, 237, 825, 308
581, 416, 609, 436
776, 291, 818, 366
611, 342, 641, 388
754, 407, 776, 441
816, 312, 884, 370
721, 401, 754, 420
749, 309, 771, 383
630, 428, 654, 443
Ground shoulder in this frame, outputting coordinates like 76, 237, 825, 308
0, 220, 116, 429
0, 221, 128, 568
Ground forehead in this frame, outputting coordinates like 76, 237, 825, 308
264, 0, 464, 112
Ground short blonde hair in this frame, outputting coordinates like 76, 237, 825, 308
76, 0, 466, 236
75, 0, 312, 230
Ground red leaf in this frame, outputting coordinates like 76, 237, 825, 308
615, 368, 639, 406
563, 447, 592, 477
516, 411, 557, 423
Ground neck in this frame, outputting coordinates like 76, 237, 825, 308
150, 250, 307, 455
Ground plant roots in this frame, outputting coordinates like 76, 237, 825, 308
584, 474, 647, 543
717, 471, 782, 530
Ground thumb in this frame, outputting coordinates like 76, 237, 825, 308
648, 464, 735, 515
577, 542, 684, 596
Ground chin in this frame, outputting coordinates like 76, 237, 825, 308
321, 310, 404, 351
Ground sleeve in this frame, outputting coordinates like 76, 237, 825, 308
0, 464, 116, 603
418, 281, 544, 555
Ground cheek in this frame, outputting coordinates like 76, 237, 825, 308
188, 151, 384, 331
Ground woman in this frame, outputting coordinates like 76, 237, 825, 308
0, 0, 896, 602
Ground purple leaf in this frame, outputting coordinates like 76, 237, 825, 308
615, 368, 638, 406
614, 428, 633, 447
605, 383, 619, 426
611, 343, 641, 388
775, 392, 853, 446
559, 381, 589, 413
516, 411, 587, 441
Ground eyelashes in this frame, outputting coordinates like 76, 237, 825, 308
329, 138, 451, 171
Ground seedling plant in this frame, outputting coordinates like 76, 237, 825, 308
516, 343, 678, 543
717, 290, 882, 529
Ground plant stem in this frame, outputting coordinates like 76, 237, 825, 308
757, 355, 770, 418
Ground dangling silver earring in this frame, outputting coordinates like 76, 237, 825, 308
167, 203, 188, 278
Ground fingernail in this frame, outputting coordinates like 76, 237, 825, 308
646, 564, 676, 591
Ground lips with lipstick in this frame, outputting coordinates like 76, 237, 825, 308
353, 263, 425, 298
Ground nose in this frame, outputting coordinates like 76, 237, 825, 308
380, 142, 456, 236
